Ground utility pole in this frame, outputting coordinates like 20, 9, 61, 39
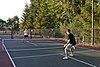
91, 0, 94, 45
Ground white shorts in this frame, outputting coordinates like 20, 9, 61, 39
65, 43, 75, 50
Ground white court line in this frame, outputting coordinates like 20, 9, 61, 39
8, 46, 92, 54
8, 46, 63, 51
4, 39, 32, 40
25, 40, 38, 46
78, 47, 100, 52
74, 50, 96, 53
2, 40, 16, 67
4, 38, 51, 40
12, 52, 96, 67
13, 53, 59, 59
29, 43, 38, 46
69, 57, 96, 67
30, 42, 63, 46
60, 53, 97, 67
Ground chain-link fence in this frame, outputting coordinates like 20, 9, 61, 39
31, 28, 100, 46
0, 28, 100, 46
19, 28, 100, 46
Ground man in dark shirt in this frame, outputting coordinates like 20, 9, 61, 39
63, 29, 76, 59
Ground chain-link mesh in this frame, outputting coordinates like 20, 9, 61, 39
0, 28, 100, 46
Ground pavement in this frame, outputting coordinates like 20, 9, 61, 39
2, 39, 100, 67
0, 35, 100, 67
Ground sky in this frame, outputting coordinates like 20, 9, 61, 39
0, 0, 30, 21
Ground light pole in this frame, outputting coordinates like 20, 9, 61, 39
91, 0, 94, 45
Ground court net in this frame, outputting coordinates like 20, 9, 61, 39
3, 38, 66, 43
2, 38, 100, 58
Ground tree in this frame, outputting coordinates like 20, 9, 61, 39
20, 0, 100, 42
21, 4, 30, 29
7, 18, 15, 39
14, 16, 19, 32
0, 19, 6, 31
0, 19, 5, 28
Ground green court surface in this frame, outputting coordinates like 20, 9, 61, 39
3, 39, 100, 67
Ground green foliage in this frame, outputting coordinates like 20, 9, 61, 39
6, 16, 19, 31
20, 0, 100, 44
7, 18, 14, 29
0, 19, 6, 29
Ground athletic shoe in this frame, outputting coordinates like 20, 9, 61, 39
63, 56, 68, 60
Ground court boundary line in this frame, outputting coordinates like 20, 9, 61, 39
4, 39, 57, 41
8, 46, 63, 51
8, 46, 94, 54
69, 57, 96, 67
3, 39, 63, 44
12, 52, 96, 67
60, 53, 97, 67
77, 46, 100, 52
12, 53, 60, 59
29, 42, 63, 46
4, 39, 98, 67
2, 39, 16, 67
25, 40, 38, 46
4, 39, 100, 52
29, 43, 38, 46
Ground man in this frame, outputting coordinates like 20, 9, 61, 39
63, 29, 76, 59
24, 29, 29, 39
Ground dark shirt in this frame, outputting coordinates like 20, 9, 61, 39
68, 33, 76, 46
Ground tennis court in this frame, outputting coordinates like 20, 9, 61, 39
0, 37, 100, 67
